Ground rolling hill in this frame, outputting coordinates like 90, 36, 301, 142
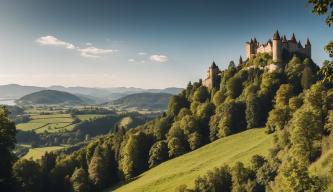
110, 92, 173, 110
113, 128, 273, 192
0, 84, 183, 101
17, 90, 84, 105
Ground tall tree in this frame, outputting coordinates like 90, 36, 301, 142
0, 107, 16, 191
301, 67, 314, 89
70, 167, 90, 192
13, 159, 43, 192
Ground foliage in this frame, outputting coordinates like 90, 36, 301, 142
70, 167, 90, 192
0, 106, 16, 191
13, 159, 43, 192
148, 140, 168, 168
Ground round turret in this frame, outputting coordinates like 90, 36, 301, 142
272, 31, 282, 63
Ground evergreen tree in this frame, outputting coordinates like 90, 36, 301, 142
70, 167, 90, 192
120, 132, 153, 180
246, 94, 262, 129
88, 147, 109, 189
148, 141, 169, 168
0, 107, 16, 191
13, 159, 43, 192
301, 67, 314, 89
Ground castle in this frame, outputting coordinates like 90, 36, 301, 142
203, 31, 312, 90
246, 31, 311, 63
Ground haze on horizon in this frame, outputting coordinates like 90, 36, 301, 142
0, 0, 332, 89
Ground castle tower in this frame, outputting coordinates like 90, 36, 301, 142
282, 35, 288, 48
305, 38, 311, 58
288, 33, 298, 52
203, 61, 220, 90
272, 31, 282, 63
245, 38, 257, 59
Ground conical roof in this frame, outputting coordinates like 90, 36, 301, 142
211, 61, 218, 69
306, 38, 311, 46
290, 33, 297, 43
273, 30, 280, 40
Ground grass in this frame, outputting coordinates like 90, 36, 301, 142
22, 146, 65, 160
76, 114, 106, 121
113, 128, 273, 192
16, 113, 75, 133
16, 122, 48, 131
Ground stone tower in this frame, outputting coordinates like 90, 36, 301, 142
305, 38, 311, 58
272, 31, 282, 63
203, 61, 220, 90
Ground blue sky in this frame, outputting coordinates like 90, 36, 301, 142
0, 0, 332, 88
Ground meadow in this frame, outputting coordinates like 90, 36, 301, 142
113, 128, 273, 192
22, 146, 66, 160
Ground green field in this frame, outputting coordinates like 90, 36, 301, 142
76, 114, 106, 121
22, 146, 65, 160
113, 128, 273, 192
16, 113, 75, 133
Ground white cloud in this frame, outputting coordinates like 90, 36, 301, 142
36, 36, 75, 49
78, 46, 117, 58
128, 58, 135, 62
150, 54, 168, 63
36, 35, 117, 58
137, 52, 147, 56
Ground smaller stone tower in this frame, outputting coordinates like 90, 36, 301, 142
203, 61, 220, 90
272, 31, 282, 63
305, 38, 311, 58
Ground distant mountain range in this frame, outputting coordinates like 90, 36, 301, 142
110, 92, 172, 110
17, 90, 84, 105
0, 84, 183, 103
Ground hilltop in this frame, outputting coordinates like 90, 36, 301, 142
110, 92, 172, 110
17, 90, 84, 105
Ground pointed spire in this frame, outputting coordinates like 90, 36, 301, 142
282, 35, 287, 43
306, 38, 311, 46
250, 38, 254, 43
298, 40, 303, 48
211, 61, 218, 68
291, 33, 297, 43
273, 30, 280, 40
253, 38, 257, 44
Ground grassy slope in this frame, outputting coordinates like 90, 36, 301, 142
22, 146, 65, 160
114, 128, 273, 192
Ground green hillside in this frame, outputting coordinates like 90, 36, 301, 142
111, 92, 172, 110
113, 128, 273, 192
17, 90, 84, 105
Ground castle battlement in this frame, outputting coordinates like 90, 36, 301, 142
245, 31, 311, 63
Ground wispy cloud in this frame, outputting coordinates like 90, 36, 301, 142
78, 46, 117, 58
137, 52, 147, 56
36, 35, 117, 58
150, 54, 168, 63
36, 36, 75, 49
128, 58, 136, 62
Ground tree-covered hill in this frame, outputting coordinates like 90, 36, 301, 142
4, 1, 333, 190
17, 90, 84, 105
110, 92, 172, 110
